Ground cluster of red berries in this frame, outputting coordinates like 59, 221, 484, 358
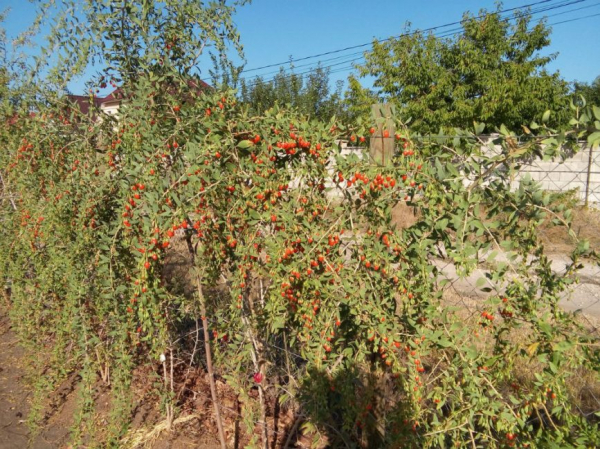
481, 311, 495, 324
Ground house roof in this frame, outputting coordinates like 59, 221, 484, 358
186, 78, 212, 91
100, 88, 126, 104
67, 78, 213, 113
66, 95, 104, 115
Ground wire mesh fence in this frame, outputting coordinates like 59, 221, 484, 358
342, 139, 600, 206
433, 254, 600, 331
510, 145, 600, 206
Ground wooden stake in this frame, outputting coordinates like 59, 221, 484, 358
369, 103, 395, 166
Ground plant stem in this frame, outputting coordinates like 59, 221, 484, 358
241, 314, 269, 449
196, 273, 227, 449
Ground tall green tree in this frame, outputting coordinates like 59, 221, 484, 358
573, 76, 600, 107
342, 74, 379, 123
350, 5, 570, 133
239, 66, 344, 121
27, 0, 248, 95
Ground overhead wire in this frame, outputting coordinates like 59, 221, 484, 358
549, 10, 600, 23
320, 10, 600, 79
240, 0, 592, 87
231, 0, 598, 90
236, 0, 586, 81
240, 0, 564, 74
320, 9, 600, 79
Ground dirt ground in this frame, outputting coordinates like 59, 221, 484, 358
0, 311, 92, 449
0, 311, 226, 449
0, 312, 34, 449
539, 206, 600, 254
0, 306, 302, 449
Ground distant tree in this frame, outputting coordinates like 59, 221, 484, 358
342, 74, 379, 123
572, 76, 600, 107
0, 14, 35, 114
239, 66, 344, 121
349, 6, 570, 133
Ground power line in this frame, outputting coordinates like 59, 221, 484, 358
549, 9, 600, 23
322, 10, 600, 79
240, 0, 562, 75
235, 0, 593, 89
239, 0, 587, 81
236, 0, 588, 86
544, 0, 600, 15
318, 2, 600, 77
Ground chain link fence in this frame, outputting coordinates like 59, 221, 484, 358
509, 144, 600, 207
341, 140, 599, 206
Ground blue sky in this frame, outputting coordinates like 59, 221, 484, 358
1, 0, 599, 95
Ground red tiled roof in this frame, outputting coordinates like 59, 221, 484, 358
66, 95, 103, 115
67, 79, 213, 114
187, 79, 212, 91
100, 88, 125, 103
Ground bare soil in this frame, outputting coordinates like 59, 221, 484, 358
0, 307, 303, 449
0, 312, 32, 449
0, 312, 74, 449
0, 310, 224, 449
539, 206, 600, 254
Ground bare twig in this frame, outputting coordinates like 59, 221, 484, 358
283, 414, 302, 449
189, 318, 200, 367
241, 311, 269, 449
195, 271, 228, 449
0, 172, 17, 211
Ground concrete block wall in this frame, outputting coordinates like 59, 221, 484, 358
333, 142, 599, 206
464, 138, 598, 205
510, 146, 599, 205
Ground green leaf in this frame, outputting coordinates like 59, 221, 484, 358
553, 340, 573, 352
437, 337, 452, 348
342, 347, 353, 358
435, 218, 449, 230
542, 110, 551, 123
539, 321, 553, 336
587, 132, 600, 147
237, 140, 254, 149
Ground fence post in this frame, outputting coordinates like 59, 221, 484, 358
585, 145, 593, 208
369, 103, 395, 166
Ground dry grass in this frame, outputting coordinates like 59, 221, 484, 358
121, 414, 202, 449
539, 206, 600, 255
441, 286, 600, 420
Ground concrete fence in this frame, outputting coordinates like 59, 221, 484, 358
509, 146, 599, 206
334, 141, 599, 206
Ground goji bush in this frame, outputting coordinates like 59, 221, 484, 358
1, 1, 599, 448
